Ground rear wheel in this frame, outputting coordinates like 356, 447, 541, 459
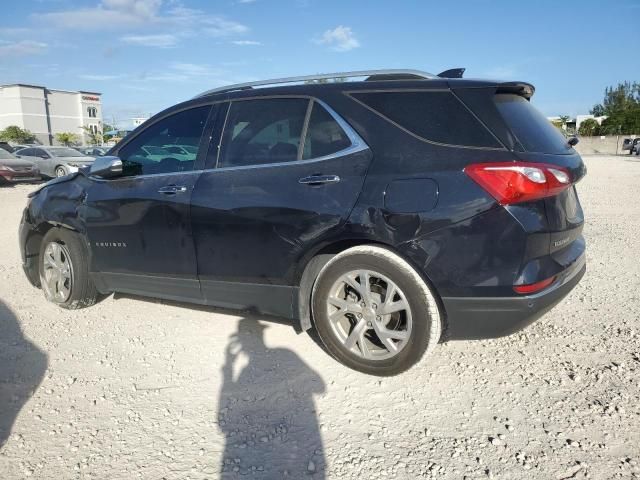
311, 245, 441, 376
39, 228, 98, 309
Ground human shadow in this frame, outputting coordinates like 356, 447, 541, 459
0, 299, 47, 448
218, 318, 326, 478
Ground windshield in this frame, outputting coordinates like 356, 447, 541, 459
0, 149, 16, 159
50, 148, 86, 157
494, 94, 572, 155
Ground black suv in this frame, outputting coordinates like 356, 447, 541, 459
19, 69, 586, 375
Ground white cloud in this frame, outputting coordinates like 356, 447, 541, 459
0, 40, 48, 57
315, 25, 360, 52
201, 17, 249, 37
36, 0, 161, 29
34, 0, 249, 39
232, 40, 261, 46
121, 33, 178, 47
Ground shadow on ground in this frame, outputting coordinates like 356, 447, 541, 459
217, 318, 326, 478
0, 300, 47, 448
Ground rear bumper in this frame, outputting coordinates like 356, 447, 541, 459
442, 253, 585, 340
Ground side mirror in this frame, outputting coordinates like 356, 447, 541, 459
567, 136, 579, 147
90, 156, 123, 178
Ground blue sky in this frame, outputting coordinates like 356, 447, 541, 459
1, 0, 638, 127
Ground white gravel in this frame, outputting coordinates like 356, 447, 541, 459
1, 154, 639, 479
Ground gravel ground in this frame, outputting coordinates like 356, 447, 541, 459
0, 154, 639, 479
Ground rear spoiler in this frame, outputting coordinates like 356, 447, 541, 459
496, 81, 535, 99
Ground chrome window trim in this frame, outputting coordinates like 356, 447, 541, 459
213, 97, 369, 173
97, 96, 370, 181
345, 89, 507, 151
91, 168, 206, 183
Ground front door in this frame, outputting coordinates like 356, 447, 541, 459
84, 104, 215, 302
190, 97, 371, 317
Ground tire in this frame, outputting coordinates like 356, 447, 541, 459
55, 166, 67, 177
39, 228, 99, 309
311, 245, 441, 376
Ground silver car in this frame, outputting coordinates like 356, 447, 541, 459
14, 146, 95, 178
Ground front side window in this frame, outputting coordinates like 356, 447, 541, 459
218, 98, 309, 168
118, 105, 211, 176
50, 148, 83, 157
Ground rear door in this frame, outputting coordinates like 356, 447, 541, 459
190, 97, 372, 317
84, 104, 215, 302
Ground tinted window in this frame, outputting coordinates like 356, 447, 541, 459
33, 149, 48, 158
351, 91, 501, 148
50, 148, 83, 157
18, 148, 34, 156
219, 98, 309, 168
302, 102, 352, 159
118, 105, 210, 176
494, 94, 571, 154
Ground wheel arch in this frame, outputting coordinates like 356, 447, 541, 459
295, 238, 447, 336
23, 221, 82, 287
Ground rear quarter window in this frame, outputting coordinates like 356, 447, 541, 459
494, 94, 572, 155
350, 91, 502, 148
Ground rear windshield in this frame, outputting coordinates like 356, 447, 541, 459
351, 91, 502, 148
494, 94, 572, 154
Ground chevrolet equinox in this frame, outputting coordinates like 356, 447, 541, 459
19, 69, 586, 375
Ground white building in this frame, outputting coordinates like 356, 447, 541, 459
575, 114, 607, 131
0, 84, 103, 146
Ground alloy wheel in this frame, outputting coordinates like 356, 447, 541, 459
42, 242, 73, 303
326, 269, 412, 360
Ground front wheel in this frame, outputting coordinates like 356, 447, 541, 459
39, 228, 99, 309
311, 245, 442, 376
55, 166, 67, 177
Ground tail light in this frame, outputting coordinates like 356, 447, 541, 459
513, 276, 555, 294
464, 162, 572, 205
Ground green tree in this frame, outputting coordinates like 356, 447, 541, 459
590, 81, 640, 134
55, 132, 78, 146
0, 125, 36, 143
81, 126, 103, 145
578, 118, 600, 136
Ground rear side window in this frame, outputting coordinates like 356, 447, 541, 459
219, 98, 309, 168
494, 94, 572, 155
350, 91, 502, 148
302, 102, 352, 159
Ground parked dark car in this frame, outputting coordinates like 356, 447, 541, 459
19, 69, 586, 375
0, 142, 15, 153
622, 138, 640, 155
0, 148, 40, 184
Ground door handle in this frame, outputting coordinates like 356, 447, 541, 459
158, 185, 188, 195
298, 174, 341, 186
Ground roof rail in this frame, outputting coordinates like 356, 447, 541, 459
193, 69, 436, 98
